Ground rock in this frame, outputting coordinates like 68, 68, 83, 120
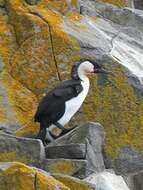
41, 159, 87, 179
84, 171, 130, 190
130, 171, 143, 190
134, 0, 143, 9
49, 122, 105, 174
25, 0, 39, 5
0, 0, 4, 7
0, 0, 143, 180
0, 133, 45, 166
53, 174, 96, 190
111, 147, 143, 174
0, 162, 70, 190
0, 0, 80, 136
124, 170, 143, 190
46, 144, 86, 159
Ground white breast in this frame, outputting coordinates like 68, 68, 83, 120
58, 77, 90, 126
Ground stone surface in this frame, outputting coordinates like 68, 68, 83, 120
110, 147, 143, 174
0, 0, 143, 180
41, 159, 87, 179
134, 0, 143, 9
131, 171, 143, 190
49, 122, 105, 174
53, 174, 96, 190
0, 0, 5, 7
0, 162, 70, 190
46, 144, 86, 159
25, 0, 39, 5
84, 172, 130, 190
0, 132, 45, 165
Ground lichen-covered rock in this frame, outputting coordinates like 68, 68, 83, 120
0, 162, 70, 190
53, 174, 96, 190
42, 159, 87, 178
0, 133, 45, 165
49, 122, 105, 175
0, 0, 80, 137
0, 0, 143, 178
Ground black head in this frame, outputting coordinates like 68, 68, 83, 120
71, 59, 108, 80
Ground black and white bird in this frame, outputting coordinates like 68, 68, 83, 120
34, 59, 108, 144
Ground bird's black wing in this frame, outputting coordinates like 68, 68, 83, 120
34, 79, 83, 123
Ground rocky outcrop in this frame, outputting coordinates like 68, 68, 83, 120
0, 132, 45, 165
0, 162, 70, 190
0, 0, 143, 189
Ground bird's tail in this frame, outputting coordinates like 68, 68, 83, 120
36, 119, 50, 143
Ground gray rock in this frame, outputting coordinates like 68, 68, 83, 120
53, 174, 96, 190
46, 144, 86, 159
115, 147, 143, 175
41, 158, 87, 179
104, 146, 143, 176
62, 1, 143, 90
134, 0, 143, 10
131, 171, 143, 190
49, 122, 105, 174
124, 170, 143, 190
0, 133, 45, 166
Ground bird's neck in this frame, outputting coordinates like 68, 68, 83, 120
77, 68, 89, 82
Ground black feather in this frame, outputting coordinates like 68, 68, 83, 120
34, 79, 83, 125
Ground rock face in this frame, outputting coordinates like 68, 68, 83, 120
0, 132, 45, 165
48, 122, 105, 176
0, 162, 70, 190
134, 0, 143, 9
0, 0, 143, 188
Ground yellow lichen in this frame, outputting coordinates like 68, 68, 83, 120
36, 172, 70, 190
100, 0, 127, 7
0, 152, 31, 164
0, 162, 70, 190
54, 175, 94, 190
47, 160, 80, 175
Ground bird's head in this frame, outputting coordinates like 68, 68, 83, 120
71, 59, 109, 80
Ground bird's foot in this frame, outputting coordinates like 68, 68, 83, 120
46, 124, 78, 143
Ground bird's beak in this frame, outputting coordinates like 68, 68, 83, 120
95, 68, 112, 74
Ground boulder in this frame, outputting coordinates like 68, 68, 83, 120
0, 162, 70, 190
49, 122, 105, 175
84, 171, 130, 190
46, 144, 86, 159
53, 174, 96, 190
0, 132, 45, 166
41, 159, 87, 179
